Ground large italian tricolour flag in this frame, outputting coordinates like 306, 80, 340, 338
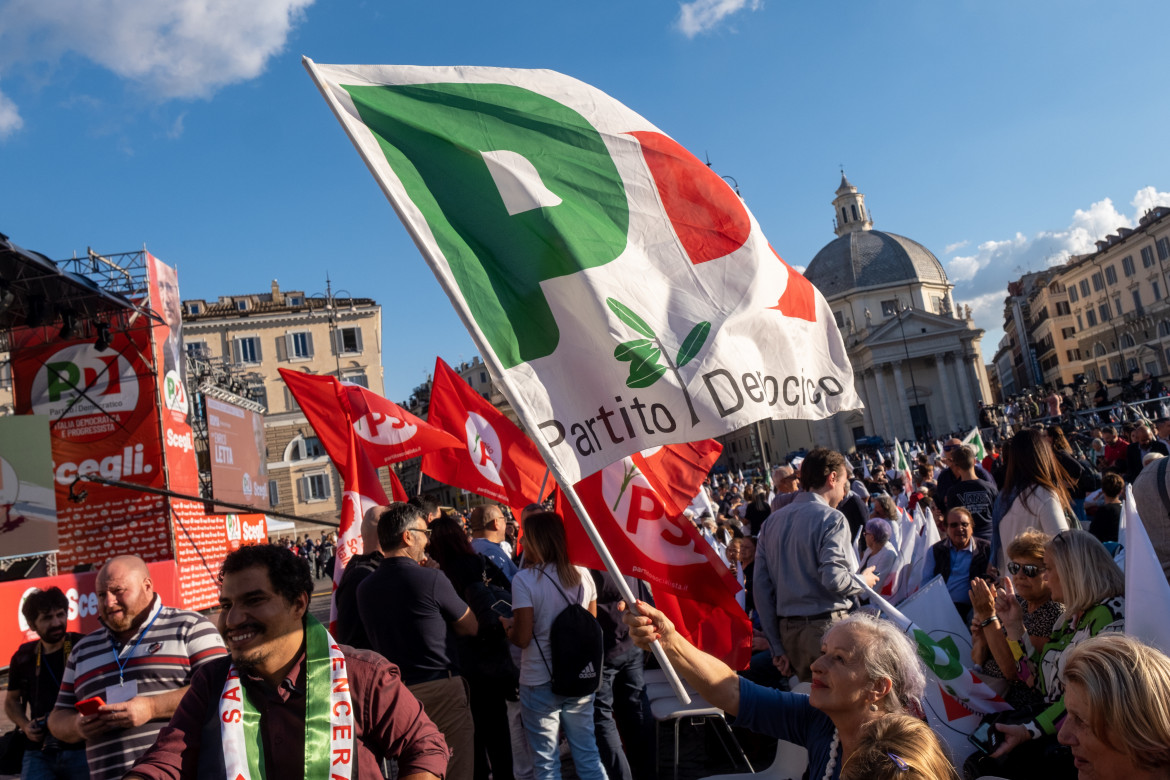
305, 61, 860, 483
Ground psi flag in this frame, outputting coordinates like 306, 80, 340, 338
559, 443, 752, 669
422, 357, 549, 508
305, 61, 860, 484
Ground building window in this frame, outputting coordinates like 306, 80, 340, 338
1069, 286, 1079, 303
288, 296, 303, 306
1159, 321, 1170, 338
1121, 333, 1136, 348
1111, 360, 1123, 378
1143, 246, 1156, 267
1133, 290, 1144, 313
1154, 281, 1162, 301
236, 300, 248, 311
1080, 279, 1091, 297
287, 331, 313, 359
1158, 237, 1170, 261
304, 436, 325, 458
1113, 296, 1123, 316
299, 472, 331, 502
841, 207, 848, 224
1091, 272, 1105, 292
850, 204, 859, 221
342, 371, 368, 388
1076, 314, 1084, 330
1055, 301, 1070, 316
833, 310, 844, 328
1127, 357, 1139, 374
1086, 309, 1098, 327
1098, 303, 1111, 322
187, 302, 202, 315
932, 296, 944, 313
1105, 266, 1117, 285
480, 372, 488, 384
269, 480, 280, 507
248, 384, 268, 410
186, 341, 209, 359
337, 327, 363, 354
881, 300, 899, 317
1123, 255, 1135, 276
232, 336, 261, 365
283, 386, 301, 412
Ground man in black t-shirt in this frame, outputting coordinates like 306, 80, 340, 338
4, 587, 88, 780
357, 503, 478, 780
943, 444, 998, 542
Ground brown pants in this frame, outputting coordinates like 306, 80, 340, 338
408, 675, 475, 780
779, 612, 847, 682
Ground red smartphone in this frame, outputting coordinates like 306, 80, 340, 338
75, 696, 106, 716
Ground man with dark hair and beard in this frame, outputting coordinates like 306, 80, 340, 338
49, 556, 225, 780
6, 587, 88, 780
124, 544, 449, 780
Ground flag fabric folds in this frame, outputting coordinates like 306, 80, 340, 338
961, 427, 986, 461
304, 60, 860, 485
421, 357, 549, 509
1122, 485, 1170, 653
863, 576, 1012, 765
558, 443, 752, 669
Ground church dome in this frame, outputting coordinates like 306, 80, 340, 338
805, 229, 948, 299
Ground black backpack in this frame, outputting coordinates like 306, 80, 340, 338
534, 568, 604, 697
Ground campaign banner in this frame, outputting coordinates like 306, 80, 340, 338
205, 397, 269, 511
0, 560, 178, 669
146, 252, 200, 496
0, 416, 58, 558
10, 325, 173, 570
172, 499, 268, 611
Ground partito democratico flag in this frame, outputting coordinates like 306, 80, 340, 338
305, 60, 860, 483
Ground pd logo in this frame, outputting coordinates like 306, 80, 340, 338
464, 412, 503, 486
29, 344, 140, 441
599, 457, 709, 567
354, 412, 417, 447
225, 514, 242, 543
163, 369, 190, 417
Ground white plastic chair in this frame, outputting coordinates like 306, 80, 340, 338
700, 739, 809, 780
650, 691, 754, 780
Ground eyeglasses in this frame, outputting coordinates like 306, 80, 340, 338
408, 527, 432, 539
1007, 561, 1045, 578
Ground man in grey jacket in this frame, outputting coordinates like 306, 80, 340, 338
754, 448, 877, 681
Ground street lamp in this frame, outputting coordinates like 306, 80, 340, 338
308, 275, 353, 378
895, 298, 924, 439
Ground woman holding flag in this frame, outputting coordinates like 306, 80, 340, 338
621, 605, 931, 780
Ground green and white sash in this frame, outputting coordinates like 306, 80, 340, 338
220, 616, 354, 780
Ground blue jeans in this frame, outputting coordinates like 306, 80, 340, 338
520, 682, 607, 780
22, 748, 90, 780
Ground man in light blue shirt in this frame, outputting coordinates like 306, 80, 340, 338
921, 507, 990, 619
754, 448, 878, 681
469, 504, 519, 583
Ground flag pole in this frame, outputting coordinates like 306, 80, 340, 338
537, 467, 550, 502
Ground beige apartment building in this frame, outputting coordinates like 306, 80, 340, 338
182, 280, 384, 531
998, 205, 1170, 399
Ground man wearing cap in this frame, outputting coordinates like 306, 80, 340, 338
468, 504, 519, 584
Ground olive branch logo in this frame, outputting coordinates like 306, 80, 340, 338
607, 297, 709, 426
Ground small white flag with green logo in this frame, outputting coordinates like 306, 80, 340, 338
961, 427, 986, 461
305, 61, 860, 482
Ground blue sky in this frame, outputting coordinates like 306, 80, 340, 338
2, 0, 1168, 404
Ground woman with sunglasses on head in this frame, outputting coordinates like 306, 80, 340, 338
969, 530, 1063, 709
964, 530, 1123, 779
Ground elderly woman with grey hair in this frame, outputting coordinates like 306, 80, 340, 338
620, 605, 928, 780
859, 518, 899, 593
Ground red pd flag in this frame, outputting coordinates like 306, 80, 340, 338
421, 357, 549, 507
560, 442, 752, 669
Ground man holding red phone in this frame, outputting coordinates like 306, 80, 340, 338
47, 556, 225, 780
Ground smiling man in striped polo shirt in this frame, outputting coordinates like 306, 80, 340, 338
47, 556, 226, 780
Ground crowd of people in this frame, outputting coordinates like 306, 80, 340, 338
7, 415, 1170, 780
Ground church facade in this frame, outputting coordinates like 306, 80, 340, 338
719, 176, 991, 470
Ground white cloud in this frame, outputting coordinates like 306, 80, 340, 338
0, 0, 313, 135
0, 87, 22, 137
944, 240, 969, 255
676, 0, 762, 38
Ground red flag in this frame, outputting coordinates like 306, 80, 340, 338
279, 369, 461, 466
421, 358, 549, 507
558, 443, 752, 669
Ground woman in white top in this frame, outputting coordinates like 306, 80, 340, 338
992, 429, 1071, 569
505, 512, 606, 780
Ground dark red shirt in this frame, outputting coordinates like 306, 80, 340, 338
129, 643, 448, 780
